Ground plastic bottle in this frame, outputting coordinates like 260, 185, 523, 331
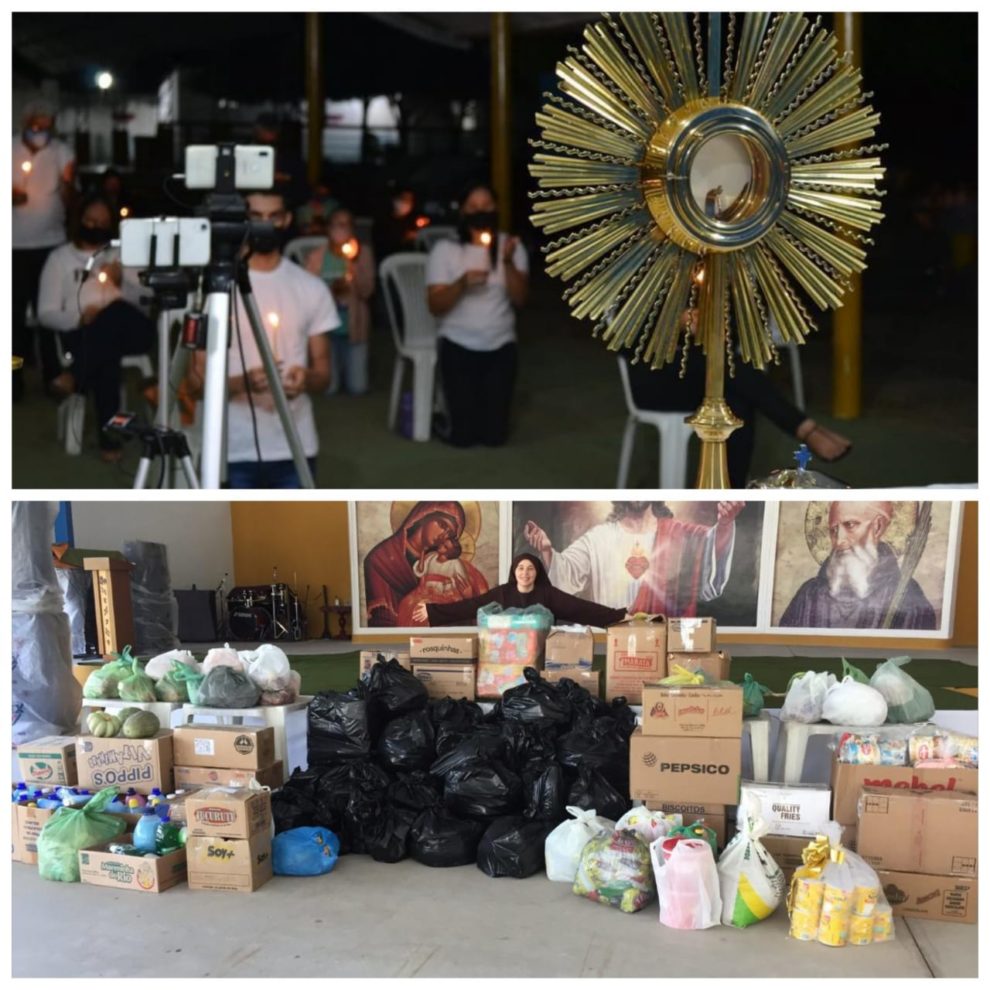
124, 788, 147, 809
133, 808, 161, 853
57, 787, 92, 808
36, 792, 65, 810
154, 814, 183, 854
104, 794, 130, 814
147, 788, 164, 808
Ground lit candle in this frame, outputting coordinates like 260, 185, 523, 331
97, 271, 108, 284
119, 206, 130, 218
414, 215, 429, 229
341, 238, 358, 260
479, 230, 493, 248
20, 160, 32, 177
268, 311, 281, 361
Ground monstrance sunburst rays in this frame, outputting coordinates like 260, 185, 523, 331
529, 12, 885, 487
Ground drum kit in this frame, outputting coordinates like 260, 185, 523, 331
224, 568, 308, 642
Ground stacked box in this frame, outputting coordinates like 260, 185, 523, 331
185, 787, 273, 892
645, 800, 729, 849
75, 730, 174, 795
78, 836, 187, 894
666, 617, 716, 654
857, 788, 978, 924
409, 634, 479, 700
16, 736, 78, 786
666, 651, 731, 682
172, 725, 280, 794
605, 615, 667, 703
542, 626, 598, 696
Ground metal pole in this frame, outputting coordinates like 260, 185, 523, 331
832, 11, 862, 419
155, 309, 170, 429
490, 13, 512, 230
305, 12, 324, 187
199, 289, 232, 489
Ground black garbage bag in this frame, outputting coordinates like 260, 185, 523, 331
309, 689, 372, 761
198, 665, 261, 708
605, 697, 638, 740
567, 764, 630, 822
521, 763, 567, 823
281, 764, 324, 799
431, 697, 485, 756
500, 720, 558, 772
556, 719, 629, 791
360, 803, 418, 863
313, 763, 361, 851
409, 807, 486, 867
365, 657, 428, 718
443, 759, 523, 820
388, 771, 443, 813
377, 709, 436, 771
272, 788, 317, 834
553, 675, 610, 721
499, 667, 572, 729
430, 727, 506, 778
476, 815, 556, 878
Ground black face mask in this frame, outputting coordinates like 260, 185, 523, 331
79, 224, 112, 246
458, 210, 498, 240
249, 225, 286, 256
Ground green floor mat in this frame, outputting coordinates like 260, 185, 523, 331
288, 653, 977, 710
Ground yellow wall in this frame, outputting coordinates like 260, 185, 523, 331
230, 502, 351, 636
232, 501, 977, 651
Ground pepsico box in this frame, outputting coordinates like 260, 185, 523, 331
185, 786, 272, 840
605, 615, 666, 703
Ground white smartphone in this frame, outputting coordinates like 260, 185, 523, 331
184, 145, 275, 191
119, 217, 212, 267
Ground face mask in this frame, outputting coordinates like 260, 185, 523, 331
463, 211, 497, 231
79, 224, 112, 246
24, 128, 51, 150
249, 225, 286, 256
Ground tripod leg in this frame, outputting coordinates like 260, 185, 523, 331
178, 455, 201, 489
133, 457, 154, 490
200, 289, 232, 489
237, 283, 316, 489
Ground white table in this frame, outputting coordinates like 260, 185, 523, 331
743, 712, 771, 782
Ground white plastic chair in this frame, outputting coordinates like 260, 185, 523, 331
379, 253, 438, 442
284, 236, 326, 268
414, 225, 458, 252
616, 357, 696, 488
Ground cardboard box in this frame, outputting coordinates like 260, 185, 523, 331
857, 789, 978, 877
879, 870, 977, 924
79, 835, 187, 893
474, 663, 528, 699
17, 736, 78, 786
760, 834, 810, 882
15, 805, 56, 865
409, 635, 478, 661
641, 684, 743, 738
738, 782, 832, 838
75, 731, 174, 795
666, 651, 731, 682
667, 617, 715, 654
545, 627, 595, 669
606, 616, 667, 703
645, 802, 728, 849
11, 805, 26, 864
360, 651, 411, 678
412, 662, 477, 701
172, 726, 276, 771
629, 730, 741, 805
544, 668, 600, 696
185, 787, 272, 840
830, 757, 979, 826
174, 762, 284, 791
186, 833, 273, 892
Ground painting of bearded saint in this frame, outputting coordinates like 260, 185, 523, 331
772, 501, 950, 630
357, 501, 501, 628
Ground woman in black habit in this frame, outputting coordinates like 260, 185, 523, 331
411, 552, 629, 628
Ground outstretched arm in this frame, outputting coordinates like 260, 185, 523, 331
425, 587, 503, 627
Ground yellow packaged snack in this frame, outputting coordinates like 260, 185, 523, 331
789, 908, 819, 941
853, 884, 880, 916
849, 914, 875, 946
818, 906, 851, 947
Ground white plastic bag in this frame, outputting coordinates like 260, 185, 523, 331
651, 835, 722, 930
717, 796, 786, 927
245, 643, 291, 692
822, 677, 888, 726
202, 643, 245, 674
545, 805, 614, 882
615, 807, 677, 845
145, 649, 199, 681
780, 671, 836, 723
870, 656, 935, 723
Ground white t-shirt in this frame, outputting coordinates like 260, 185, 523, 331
12, 137, 75, 249
425, 234, 528, 351
226, 258, 340, 464
37, 241, 143, 333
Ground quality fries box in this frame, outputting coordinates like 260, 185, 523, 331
667, 617, 716, 654
878, 870, 977, 924
737, 782, 832, 838
666, 651, 731, 682
413, 662, 477, 701
830, 755, 979, 826
545, 627, 595, 669
629, 730, 741, 806
79, 835, 187, 893
17, 736, 78, 786
409, 635, 478, 662
185, 787, 272, 840
605, 615, 667, 704
75, 730, 174, 795
172, 725, 276, 771
186, 833, 272, 893
360, 651, 411, 678
640, 683, 743, 738
173, 762, 284, 791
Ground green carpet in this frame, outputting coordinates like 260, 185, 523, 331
288, 652, 977, 710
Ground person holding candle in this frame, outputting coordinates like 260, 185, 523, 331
426, 183, 529, 447
36, 194, 155, 461
12, 98, 77, 401
186, 186, 338, 488
305, 207, 376, 396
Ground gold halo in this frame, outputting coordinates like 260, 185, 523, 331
389, 501, 483, 563
804, 501, 919, 564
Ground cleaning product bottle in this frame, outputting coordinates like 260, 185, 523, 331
104, 792, 130, 814
36, 791, 65, 810
154, 814, 184, 854
133, 808, 161, 853
147, 788, 164, 808
124, 788, 147, 809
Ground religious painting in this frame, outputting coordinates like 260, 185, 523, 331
350, 501, 503, 632
510, 500, 765, 628
770, 500, 960, 635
